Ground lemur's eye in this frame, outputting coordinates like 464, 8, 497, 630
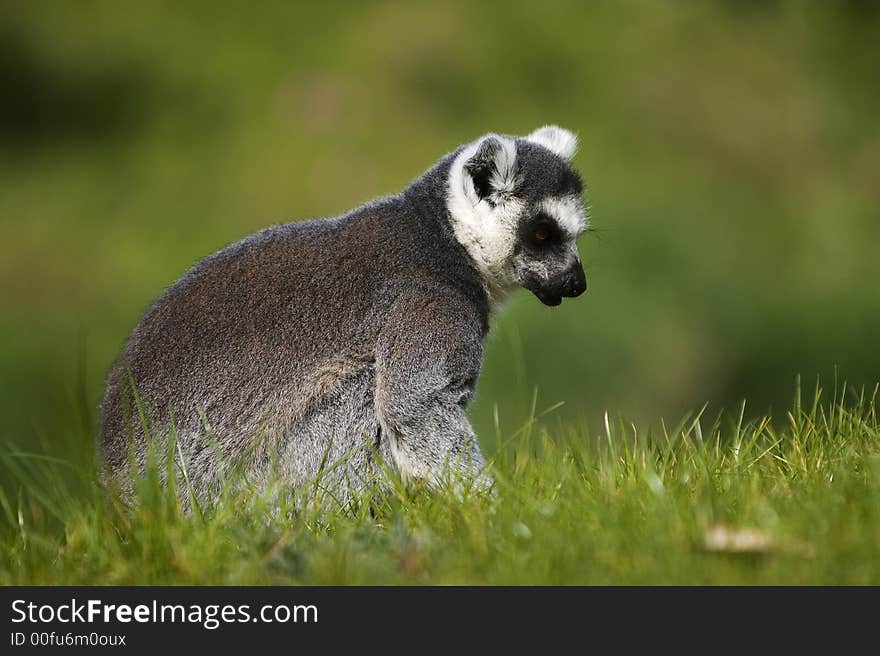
527, 213, 561, 246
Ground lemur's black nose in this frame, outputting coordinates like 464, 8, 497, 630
562, 264, 587, 298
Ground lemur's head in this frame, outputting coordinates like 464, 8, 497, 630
447, 126, 588, 307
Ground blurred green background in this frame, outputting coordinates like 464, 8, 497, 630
1, 1, 878, 456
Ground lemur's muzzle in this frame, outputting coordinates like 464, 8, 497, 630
533, 261, 587, 307
561, 262, 587, 298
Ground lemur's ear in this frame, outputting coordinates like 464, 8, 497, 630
525, 125, 578, 161
463, 135, 518, 202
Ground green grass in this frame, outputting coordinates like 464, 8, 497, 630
2, 382, 878, 585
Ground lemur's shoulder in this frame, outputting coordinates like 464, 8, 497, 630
386, 282, 489, 340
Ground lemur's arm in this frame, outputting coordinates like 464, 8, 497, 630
374, 289, 489, 487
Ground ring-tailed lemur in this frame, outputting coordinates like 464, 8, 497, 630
100, 126, 589, 499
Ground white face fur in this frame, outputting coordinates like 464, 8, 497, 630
447, 125, 589, 307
